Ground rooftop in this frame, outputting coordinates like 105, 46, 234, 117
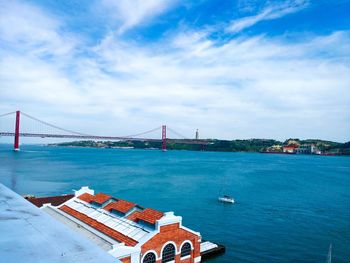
24, 187, 205, 259
60, 203, 140, 246
104, 199, 136, 214
0, 183, 117, 263
57, 190, 166, 246
283, 145, 298, 148
127, 208, 164, 225
25, 194, 74, 207
78, 192, 111, 204
75, 191, 164, 226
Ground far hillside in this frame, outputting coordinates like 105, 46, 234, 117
51, 138, 350, 155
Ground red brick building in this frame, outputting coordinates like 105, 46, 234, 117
39, 187, 202, 263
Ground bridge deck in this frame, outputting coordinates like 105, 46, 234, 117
0, 132, 208, 145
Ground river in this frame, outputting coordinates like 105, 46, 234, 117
0, 144, 349, 262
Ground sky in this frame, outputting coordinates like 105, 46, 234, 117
0, 0, 350, 142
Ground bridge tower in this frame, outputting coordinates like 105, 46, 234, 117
162, 125, 166, 151
14, 110, 20, 151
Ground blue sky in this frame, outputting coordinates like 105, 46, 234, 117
0, 0, 349, 142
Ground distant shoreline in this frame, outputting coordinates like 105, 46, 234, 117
49, 138, 350, 156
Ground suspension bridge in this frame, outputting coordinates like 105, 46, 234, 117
0, 111, 207, 151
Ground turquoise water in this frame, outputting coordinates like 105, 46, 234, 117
0, 144, 349, 262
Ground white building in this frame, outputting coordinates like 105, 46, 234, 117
37, 186, 202, 263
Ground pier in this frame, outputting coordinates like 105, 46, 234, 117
200, 241, 226, 260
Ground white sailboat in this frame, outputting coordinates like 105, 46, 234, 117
218, 195, 235, 204
217, 174, 235, 204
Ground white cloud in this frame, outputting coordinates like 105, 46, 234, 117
99, 0, 177, 34
0, 1, 78, 57
227, 0, 309, 33
0, 1, 349, 142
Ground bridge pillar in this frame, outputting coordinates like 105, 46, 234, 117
14, 111, 20, 151
162, 125, 166, 151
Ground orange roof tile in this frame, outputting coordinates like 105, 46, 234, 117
60, 205, 138, 246
93, 193, 111, 204
127, 208, 163, 225
104, 200, 135, 214
126, 211, 142, 221
77, 192, 163, 225
138, 208, 164, 224
283, 145, 298, 149
77, 193, 111, 204
78, 193, 94, 203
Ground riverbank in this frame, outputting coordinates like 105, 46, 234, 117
50, 138, 350, 156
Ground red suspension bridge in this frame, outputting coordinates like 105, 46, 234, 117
0, 111, 207, 151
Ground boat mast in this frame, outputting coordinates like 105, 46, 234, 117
326, 243, 332, 263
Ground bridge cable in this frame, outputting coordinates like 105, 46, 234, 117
167, 127, 188, 140
121, 126, 162, 138
21, 111, 162, 139
2, 111, 164, 140
0, 111, 16, 118
21, 112, 92, 136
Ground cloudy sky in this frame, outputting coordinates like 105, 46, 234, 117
0, 0, 349, 142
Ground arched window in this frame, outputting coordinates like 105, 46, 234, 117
181, 242, 191, 257
143, 252, 156, 263
162, 243, 176, 263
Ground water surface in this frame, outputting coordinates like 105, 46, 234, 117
0, 144, 349, 262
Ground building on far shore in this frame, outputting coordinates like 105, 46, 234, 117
29, 187, 203, 263
295, 144, 321, 155
282, 145, 298, 153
